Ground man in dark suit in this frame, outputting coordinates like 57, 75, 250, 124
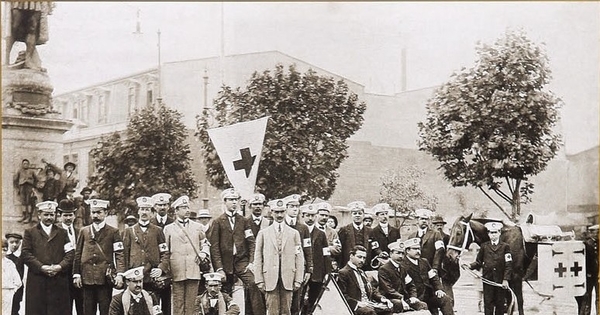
74, 186, 93, 229
315, 202, 342, 269
338, 201, 374, 271
194, 273, 240, 315
122, 196, 171, 315
209, 188, 264, 315
431, 214, 460, 304
370, 203, 401, 258
22, 201, 75, 315
301, 204, 332, 315
401, 238, 454, 315
73, 199, 126, 315
336, 245, 393, 315
58, 199, 84, 314
5, 232, 24, 315
408, 209, 445, 272
247, 193, 271, 237
576, 224, 599, 315
150, 193, 174, 229
377, 240, 428, 313
108, 267, 162, 315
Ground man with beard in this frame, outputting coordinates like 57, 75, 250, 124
209, 188, 264, 315
58, 199, 83, 314
408, 209, 444, 274
400, 238, 453, 315
108, 267, 162, 315
247, 193, 271, 237
122, 196, 170, 315
430, 215, 459, 304
336, 245, 393, 315
150, 193, 173, 229
338, 201, 374, 271
74, 199, 125, 315
370, 203, 401, 259
194, 273, 240, 315
22, 201, 75, 315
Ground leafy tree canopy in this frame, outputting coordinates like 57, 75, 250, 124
418, 30, 562, 221
196, 64, 366, 201
379, 166, 438, 214
89, 105, 198, 214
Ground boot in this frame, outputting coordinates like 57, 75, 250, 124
17, 210, 27, 223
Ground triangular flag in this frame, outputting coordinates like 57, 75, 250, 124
207, 116, 269, 200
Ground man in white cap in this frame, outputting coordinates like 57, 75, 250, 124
370, 203, 401, 259
194, 272, 240, 315
108, 266, 162, 315
150, 193, 173, 229
122, 196, 170, 315
254, 199, 305, 315
409, 209, 445, 273
163, 195, 210, 315
74, 198, 126, 315
246, 193, 271, 238
315, 202, 342, 263
209, 188, 265, 314
196, 209, 213, 234
22, 201, 75, 315
464, 222, 512, 315
338, 201, 375, 270
400, 238, 454, 315
377, 241, 428, 313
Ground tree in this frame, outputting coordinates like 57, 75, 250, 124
418, 30, 562, 221
196, 64, 366, 201
379, 166, 438, 215
89, 105, 198, 214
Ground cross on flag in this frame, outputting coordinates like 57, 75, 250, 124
538, 240, 587, 297
207, 116, 269, 200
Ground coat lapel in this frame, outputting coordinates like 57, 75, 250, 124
47, 224, 59, 243
122, 290, 131, 315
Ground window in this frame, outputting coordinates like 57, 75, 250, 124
98, 93, 107, 123
81, 95, 91, 123
128, 86, 138, 114
72, 101, 78, 119
88, 150, 96, 176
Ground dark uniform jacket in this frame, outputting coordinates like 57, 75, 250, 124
194, 291, 240, 315
122, 223, 170, 283
108, 289, 155, 315
74, 196, 91, 229
469, 241, 513, 283
287, 219, 314, 274
336, 263, 385, 311
308, 225, 331, 282
378, 260, 418, 301
338, 224, 373, 270
370, 224, 401, 256
248, 216, 271, 237
74, 223, 125, 285
151, 215, 174, 229
400, 257, 444, 301
409, 228, 444, 270
209, 213, 256, 274
22, 224, 75, 315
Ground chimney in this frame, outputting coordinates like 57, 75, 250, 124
400, 47, 407, 92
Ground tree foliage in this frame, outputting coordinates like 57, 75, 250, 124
379, 166, 438, 214
418, 30, 561, 221
196, 64, 366, 201
89, 105, 198, 214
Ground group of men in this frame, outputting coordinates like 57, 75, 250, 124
7, 186, 524, 315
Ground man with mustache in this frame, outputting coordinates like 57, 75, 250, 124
108, 266, 162, 315
194, 272, 240, 315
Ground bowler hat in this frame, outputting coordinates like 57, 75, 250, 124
58, 199, 77, 213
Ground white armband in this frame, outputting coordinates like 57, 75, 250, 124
428, 269, 437, 279
113, 242, 124, 251
435, 240, 445, 250
505, 253, 512, 262
244, 229, 253, 238
322, 247, 331, 256
303, 238, 312, 247
64, 242, 74, 253
158, 243, 168, 253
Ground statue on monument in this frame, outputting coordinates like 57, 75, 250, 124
4, 1, 54, 71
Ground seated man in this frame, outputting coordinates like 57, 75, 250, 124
400, 238, 454, 315
194, 273, 240, 315
336, 245, 394, 315
377, 241, 428, 313
109, 267, 162, 315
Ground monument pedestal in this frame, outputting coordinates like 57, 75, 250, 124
2, 67, 72, 232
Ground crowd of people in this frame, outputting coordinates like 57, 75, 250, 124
2, 186, 598, 315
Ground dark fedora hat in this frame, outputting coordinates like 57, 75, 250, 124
64, 162, 77, 170
80, 187, 93, 194
431, 215, 447, 225
58, 199, 77, 213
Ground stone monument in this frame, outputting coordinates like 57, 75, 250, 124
2, 2, 72, 227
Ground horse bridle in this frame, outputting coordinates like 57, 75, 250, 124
447, 220, 474, 256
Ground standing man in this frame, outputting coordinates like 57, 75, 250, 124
74, 187, 93, 229
338, 201, 374, 270
43, 159, 80, 202
400, 238, 454, 315
40, 167, 60, 201
58, 199, 83, 315
209, 188, 264, 315
22, 201, 75, 315
464, 222, 512, 315
194, 273, 241, 315
409, 209, 445, 273
430, 214, 459, 304
163, 195, 210, 315
151, 193, 173, 229
108, 266, 162, 315
282, 194, 313, 315
122, 196, 170, 315
13, 159, 37, 223
5, 233, 25, 315
247, 193, 271, 237
370, 203, 401, 258
315, 202, 342, 267
302, 205, 332, 315
197, 209, 213, 234
74, 199, 125, 315
377, 241, 428, 313
254, 199, 305, 315
336, 245, 394, 315
576, 224, 599, 315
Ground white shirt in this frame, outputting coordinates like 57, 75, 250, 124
407, 257, 419, 265
353, 223, 364, 231
62, 223, 76, 244
41, 223, 53, 236
251, 215, 262, 224
285, 216, 296, 226
307, 224, 314, 234
92, 221, 106, 231
380, 223, 389, 235
156, 214, 168, 225
418, 228, 427, 238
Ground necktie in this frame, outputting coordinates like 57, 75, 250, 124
318, 225, 325, 231
132, 294, 141, 303
228, 216, 235, 226
254, 219, 260, 225
68, 226, 73, 236
179, 220, 187, 227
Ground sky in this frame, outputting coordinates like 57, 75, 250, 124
7, 2, 598, 154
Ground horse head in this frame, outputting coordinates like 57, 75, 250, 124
446, 213, 473, 261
